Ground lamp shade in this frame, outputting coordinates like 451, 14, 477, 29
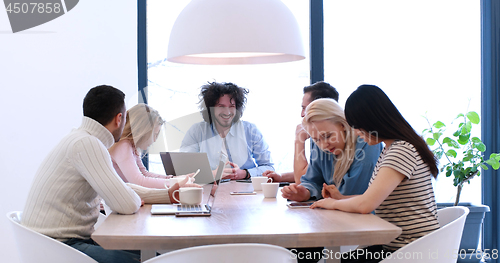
167, 0, 305, 65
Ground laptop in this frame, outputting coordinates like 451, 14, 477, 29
160, 152, 215, 185
151, 153, 226, 216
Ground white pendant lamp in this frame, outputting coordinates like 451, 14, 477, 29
167, 0, 305, 65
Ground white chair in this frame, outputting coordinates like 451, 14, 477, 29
143, 243, 298, 263
6, 211, 98, 263
380, 206, 469, 263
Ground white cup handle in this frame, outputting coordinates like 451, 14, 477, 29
267, 177, 273, 183
164, 181, 170, 189
173, 190, 180, 203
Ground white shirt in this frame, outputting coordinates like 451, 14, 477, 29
22, 117, 141, 240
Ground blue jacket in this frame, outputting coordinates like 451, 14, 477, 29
300, 139, 383, 200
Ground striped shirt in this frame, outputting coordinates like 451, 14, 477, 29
22, 117, 141, 241
370, 140, 440, 251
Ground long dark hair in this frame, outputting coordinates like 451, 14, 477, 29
345, 85, 438, 178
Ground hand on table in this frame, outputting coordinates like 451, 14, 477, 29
263, 170, 282, 182
223, 161, 246, 180
310, 198, 337, 210
322, 183, 344, 200
281, 183, 310, 202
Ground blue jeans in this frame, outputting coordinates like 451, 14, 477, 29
63, 238, 141, 263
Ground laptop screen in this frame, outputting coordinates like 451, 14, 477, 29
205, 152, 227, 210
160, 152, 215, 185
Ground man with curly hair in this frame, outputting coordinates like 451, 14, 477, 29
180, 81, 274, 180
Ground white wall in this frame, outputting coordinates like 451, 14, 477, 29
0, 1, 137, 262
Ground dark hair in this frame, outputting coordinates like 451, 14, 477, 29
344, 85, 438, 178
83, 85, 125, 126
199, 81, 249, 124
303, 81, 339, 102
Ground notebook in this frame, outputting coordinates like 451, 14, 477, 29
151, 152, 226, 216
160, 152, 215, 185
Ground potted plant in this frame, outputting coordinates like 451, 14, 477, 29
423, 111, 500, 262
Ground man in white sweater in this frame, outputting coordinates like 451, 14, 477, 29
22, 85, 142, 263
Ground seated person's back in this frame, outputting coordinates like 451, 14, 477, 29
22, 85, 142, 263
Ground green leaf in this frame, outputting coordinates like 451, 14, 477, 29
461, 121, 472, 134
480, 164, 489, 170
456, 113, 464, 119
454, 123, 464, 137
443, 137, 460, 149
458, 134, 470, 145
453, 169, 461, 177
426, 138, 436, 146
463, 151, 474, 162
490, 153, 500, 161
471, 137, 482, 143
485, 159, 500, 170
433, 121, 446, 129
446, 149, 457, 158
433, 132, 442, 140
446, 169, 452, 177
466, 111, 480, 124
474, 142, 486, 152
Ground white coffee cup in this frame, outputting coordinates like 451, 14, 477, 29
261, 183, 280, 198
252, 177, 273, 191
173, 187, 203, 205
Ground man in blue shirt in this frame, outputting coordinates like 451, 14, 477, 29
180, 81, 274, 179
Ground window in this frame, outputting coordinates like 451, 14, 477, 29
145, 1, 481, 204
324, 0, 481, 203
146, 0, 310, 174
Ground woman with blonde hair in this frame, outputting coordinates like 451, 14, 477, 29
109, 103, 196, 203
281, 98, 383, 202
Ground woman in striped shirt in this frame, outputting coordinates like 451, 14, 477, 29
311, 84, 440, 262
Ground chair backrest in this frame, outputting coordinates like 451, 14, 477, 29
7, 211, 98, 263
143, 243, 297, 263
380, 206, 469, 263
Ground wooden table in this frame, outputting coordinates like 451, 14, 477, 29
92, 181, 401, 262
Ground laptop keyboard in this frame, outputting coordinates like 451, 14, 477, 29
177, 205, 203, 212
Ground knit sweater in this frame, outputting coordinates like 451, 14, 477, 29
22, 117, 141, 241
